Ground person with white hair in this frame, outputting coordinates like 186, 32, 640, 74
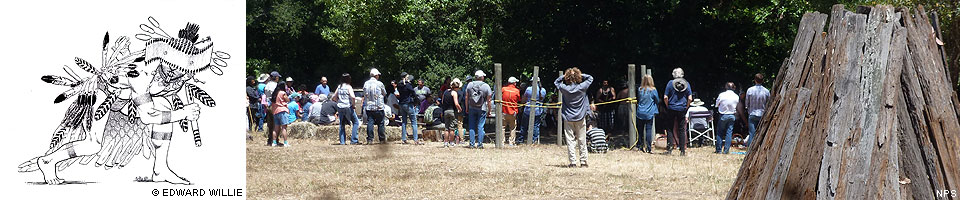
465, 70, 493, 149
662, 67, 693, 156
314, 76, 331, 95
501, 77, 521, 145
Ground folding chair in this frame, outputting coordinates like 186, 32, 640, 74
687, 110, 715, 147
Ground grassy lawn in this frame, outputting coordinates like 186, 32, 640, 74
247, 135, 744, 199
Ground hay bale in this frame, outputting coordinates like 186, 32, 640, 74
288, 121, 319, 138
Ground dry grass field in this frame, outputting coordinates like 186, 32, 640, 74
247, 135, 745, 199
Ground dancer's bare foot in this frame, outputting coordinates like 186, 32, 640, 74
152, 168, 191, 185
37, 157, 64, 185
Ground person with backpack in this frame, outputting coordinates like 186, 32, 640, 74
663, 68, 693, 156
465, 71, 493, 149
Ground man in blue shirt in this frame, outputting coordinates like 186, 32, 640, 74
314, 77, 330, 95
517, 79, 546, 144
662, 68, 692, 156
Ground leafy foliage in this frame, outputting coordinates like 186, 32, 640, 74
248, 0, 959, 97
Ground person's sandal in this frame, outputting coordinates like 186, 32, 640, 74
567, 164, 577, 168
581, 162, 589, 168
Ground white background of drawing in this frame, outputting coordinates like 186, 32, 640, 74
0, 0, 246, 199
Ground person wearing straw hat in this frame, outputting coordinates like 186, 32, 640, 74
256, 74, 269, 132
501, 77, 522, 145
714, 82, 739, 154
555, 67, 594, 167
285, 77, 297, 94
465, 70, 493, 149
663, 67, 693, 156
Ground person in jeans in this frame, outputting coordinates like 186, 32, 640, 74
442, 78, 463, 147
663, 67, 692, 155
331, 73, 360, 145
501, 77, 521, 145
271, 85, 291, 147
517, 79, 546, 144
396, 72, 421, 144
555, 67, 593, 167
363, 68, 388, 144
635, 75, 659, 153
744, 73, 769, 148
715, 82, 739, 154
465, 70, 493, 149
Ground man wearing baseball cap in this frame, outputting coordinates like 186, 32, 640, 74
501, 77, 521, 145
464, 70, 493, 149
363, 68, 388, 144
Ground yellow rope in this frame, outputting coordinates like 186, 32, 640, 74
496, 97, 644, 149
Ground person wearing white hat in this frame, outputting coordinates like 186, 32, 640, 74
285, 77, 296, 94
363, 68, 388, 144
464, 70, 493, 149
501, 76, 522, 145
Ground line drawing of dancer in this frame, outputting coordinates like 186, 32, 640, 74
17, 16, 230, 185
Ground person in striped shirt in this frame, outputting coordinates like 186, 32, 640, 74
586, 114, 608, 154
744, 73, 770, 148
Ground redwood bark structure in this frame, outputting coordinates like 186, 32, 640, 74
726, 5, 960, 200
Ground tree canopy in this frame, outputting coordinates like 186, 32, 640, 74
247, 0, 959, 99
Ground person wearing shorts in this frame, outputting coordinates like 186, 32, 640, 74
441, 78, 463, 147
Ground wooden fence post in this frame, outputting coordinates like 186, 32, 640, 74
557, 70, 564, 146
527, 66, 539, 144
628, 64, 637, 149
495, 63, 504, 148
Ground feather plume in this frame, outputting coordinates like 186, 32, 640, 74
185, 83, 216, 107
41, 75, 78, 87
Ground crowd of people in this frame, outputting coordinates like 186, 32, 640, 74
246, 66, 771, 167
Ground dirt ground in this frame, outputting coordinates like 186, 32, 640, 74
247, 135, 745, 199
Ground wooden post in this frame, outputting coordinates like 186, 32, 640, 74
527, 66, 539, 144
494, 63, 504, 148
557, 70, 564, 146
628, 64, 637, 149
